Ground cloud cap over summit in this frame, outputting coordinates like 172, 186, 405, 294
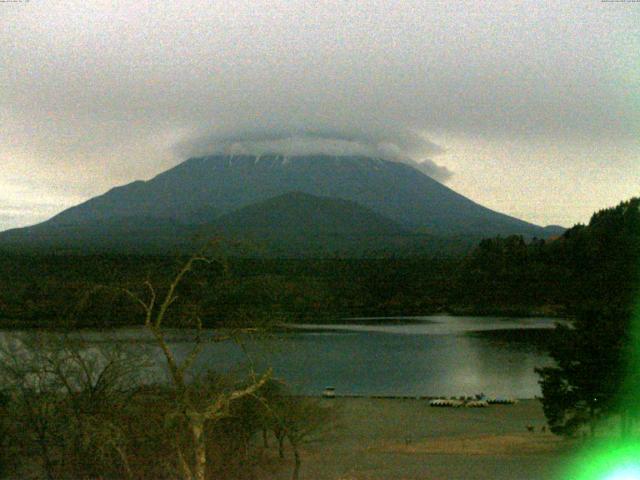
0, 0, 638, 229
174, 128, 452, 182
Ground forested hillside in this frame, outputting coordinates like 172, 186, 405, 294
0, 198, 636, 327
456, 197, 640, 314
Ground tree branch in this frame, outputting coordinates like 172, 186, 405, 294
155, 255, 210, 329
203, 369, 272, 420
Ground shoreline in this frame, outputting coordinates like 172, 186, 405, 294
299, 394, 539, 401
0, 309, 568, 330
262, 397, 571, 480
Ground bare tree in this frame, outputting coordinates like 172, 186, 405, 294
260, 385, 334, 480
0, 332, 146, 479
122, 246, 271, 480
0, 334, 61, 479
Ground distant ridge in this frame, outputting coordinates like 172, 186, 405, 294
0, 154, 563, 255
212, 191, 406, 236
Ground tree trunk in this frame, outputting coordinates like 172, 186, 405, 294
278, 434, 285, 459
115, 445, 134, 480
177, 443, 193, 480
33, 419, 53, 480
292, 444, 301, 480
38, 438, 54, 480
192, 419, 207, 480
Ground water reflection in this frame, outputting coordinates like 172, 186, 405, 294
0, 316, 559, 398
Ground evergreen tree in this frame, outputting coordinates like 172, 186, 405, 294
536, 307, 631, 436
536, 198, 640, 437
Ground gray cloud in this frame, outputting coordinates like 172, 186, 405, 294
174, 127, 452, 181
0, 0, 638, 229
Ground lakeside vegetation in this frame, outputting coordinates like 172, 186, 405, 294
0, 198, 636, 328
0, 331, 333, 479
0, 249, 335, 479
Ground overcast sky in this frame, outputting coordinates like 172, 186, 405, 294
1, 0, 638, 231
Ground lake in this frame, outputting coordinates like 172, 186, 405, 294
219, 315, 558, 398
0, 315, 560, 399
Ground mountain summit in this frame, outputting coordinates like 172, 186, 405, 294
0, 155, 562, 254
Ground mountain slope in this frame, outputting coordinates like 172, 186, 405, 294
212, 191, 406, 236
34, 154, 551, 237
0, 216, 200, 253
202, 191, 416, 256
0, 192, 466, 256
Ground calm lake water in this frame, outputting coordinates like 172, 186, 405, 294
0, 316, 560, 398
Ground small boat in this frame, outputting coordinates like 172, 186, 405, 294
322, 387, 336, 398
429, 398, 463, 407
465, 400, 489, 408
487, 397, 517, 405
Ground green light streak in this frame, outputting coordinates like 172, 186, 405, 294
562, 440, 640, 480
560, 286, 640, 479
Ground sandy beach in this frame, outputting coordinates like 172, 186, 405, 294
261, 398, 577, 480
